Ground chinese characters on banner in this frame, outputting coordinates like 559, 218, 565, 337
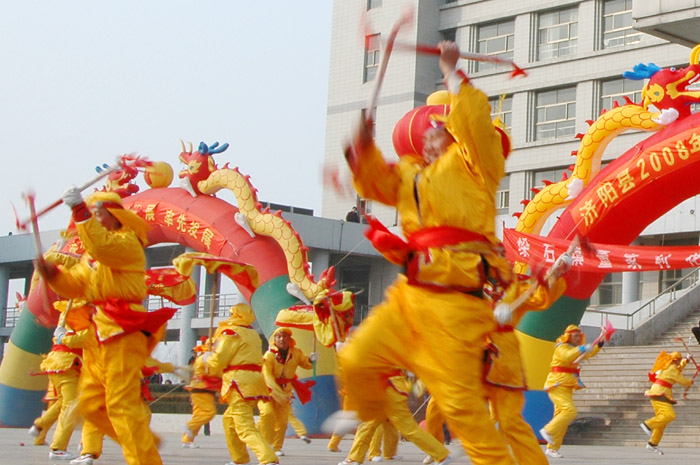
129, 199, 226, 254
572, 127, 700, 235
504, 229, 700, 273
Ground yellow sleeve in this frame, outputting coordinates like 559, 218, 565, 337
447, 83, 504, 193
76, 218, 145, 271
349, 141, 401, 206
297, 349, 313, 370
47, 260, 92, 299
506, 277, 567, 324
205, 335, 236, 377
553, 344, 587, 364
61, 329, 90, 349
144, 356, 175, 374
262, 351, 286, 399
670, 366, 694, 387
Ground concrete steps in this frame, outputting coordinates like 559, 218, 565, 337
562, 308, 700, 447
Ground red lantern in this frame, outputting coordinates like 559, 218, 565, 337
392, 104, 449, 157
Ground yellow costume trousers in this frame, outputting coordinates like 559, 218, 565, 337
223, 392, 278, 465
348, 383, 448, 463
340, 280, 515, 465
182, 391, 217, 443
487, 386, 548, 465
48, 372, 80, 451
80, 420, 104, 458
259, 398, 291, 451
368, 421, 399, 460
424, 396, 445, 443
78, 331, 161, 465
645, 399, 676, 445
288, 412, 307, 437
34, 399, 61, 445
543, 385, 576, 451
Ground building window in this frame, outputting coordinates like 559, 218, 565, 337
477, 20, 514, 72
530, 167, 569, 199
367, 0, 382, 9
489, 95, 512, 131
496, 175, 510, 212
601, 77, 643, 111
364, 34, 381, 83
441, 28, 456, 43
538, 7, 578, 61
590, 272, 623, 306
603, 0, 640, 49
535, 87, 576, 141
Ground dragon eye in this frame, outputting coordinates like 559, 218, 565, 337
670, 67, 676, 72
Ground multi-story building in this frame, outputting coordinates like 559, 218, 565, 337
322, 0, 700, 308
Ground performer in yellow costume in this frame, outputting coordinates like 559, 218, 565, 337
182, 338, 220, 448
29, 318, 88, 461
259, 327, 315, 457
338, 41, 516, 465
31, 379, 60, 446
70, 355, 181, 465
539, 325, 602, 458
485, 261, 569, 465
205, 303, 279, 465
37, 190, 176, 465
641, 350, 693, 455
367, 421, 400, 462
339, 371, 450, 465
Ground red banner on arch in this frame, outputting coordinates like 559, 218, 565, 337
503, 229, 700, 273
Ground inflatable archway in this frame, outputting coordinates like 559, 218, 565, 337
0, 146, 344, 432
514, 48, 700, 432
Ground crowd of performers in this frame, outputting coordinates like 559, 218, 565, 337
22, 40, 697, 465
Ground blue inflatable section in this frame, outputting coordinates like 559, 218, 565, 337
522, 390, 553, 441
289, 374, 339, 435
0, 383, 45, 427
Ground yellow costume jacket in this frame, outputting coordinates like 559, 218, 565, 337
39, 330, 89, 374
206, 319, 270, 403
543, 341, 600, 391
645, 359, 692, 403
262, 345, 313, 401
350, 82, 512, 291
48, 218, 154, 342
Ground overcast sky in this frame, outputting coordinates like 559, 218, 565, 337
0, 1, 333, 236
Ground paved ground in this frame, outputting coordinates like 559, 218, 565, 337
4, 422, 700, 464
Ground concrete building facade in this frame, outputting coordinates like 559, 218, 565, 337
322, 0, 700, 308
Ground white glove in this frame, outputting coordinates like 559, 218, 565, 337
201, 351, 213, 364
62, 186, 83, 208
551, 253, 572, 278
53, 326, 66, 338
308, 352, 319, 362
494, 303, 513, 326
53, 326, 67, 342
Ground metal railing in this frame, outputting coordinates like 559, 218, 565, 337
585, 267, 700, 330
146, 293, 239, 319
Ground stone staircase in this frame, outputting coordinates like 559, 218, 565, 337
564, 307, 700, 447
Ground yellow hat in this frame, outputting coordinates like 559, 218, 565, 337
228, 303, 255, 326
270, 327, 295, 349
85, 191, 149, 245
557, 324, 585, 344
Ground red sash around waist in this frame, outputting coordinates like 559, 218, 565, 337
551, 366, 580, 375
364, 216, 490, 266
654, 379, 673, 389
224, 364, 262, 373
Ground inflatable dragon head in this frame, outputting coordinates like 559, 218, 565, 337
178, 141, 229, 196
623, 44, 700, 120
